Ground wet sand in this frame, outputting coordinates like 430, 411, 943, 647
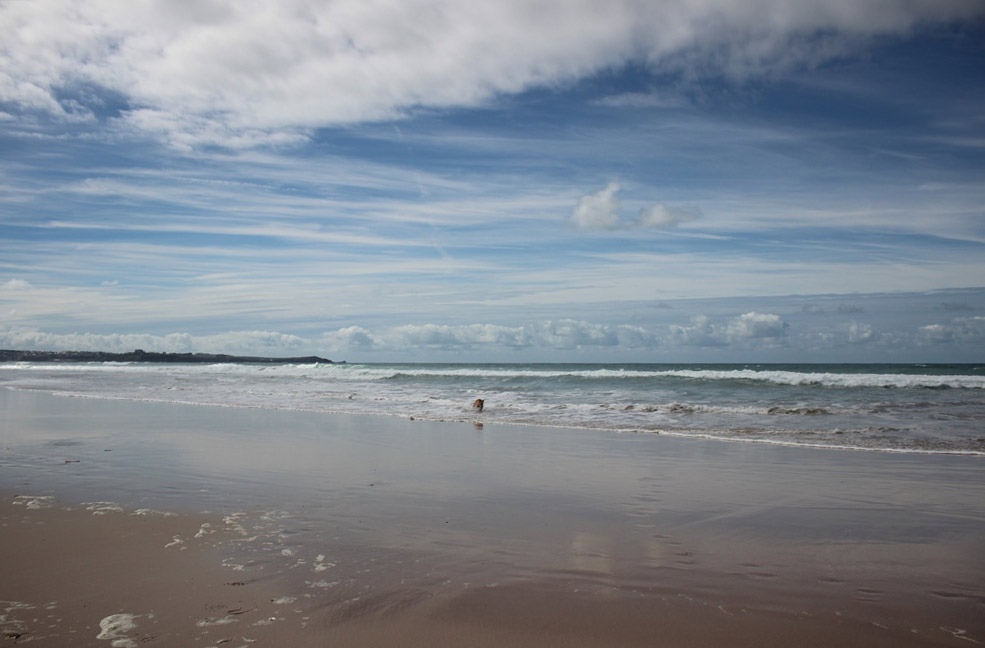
1, 389, 983, 646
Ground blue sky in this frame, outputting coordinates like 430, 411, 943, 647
1, 0, 984, 362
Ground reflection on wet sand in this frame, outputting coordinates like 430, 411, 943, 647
1, 389, 984, 646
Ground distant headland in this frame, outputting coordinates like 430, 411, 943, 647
0, 349, 337, 364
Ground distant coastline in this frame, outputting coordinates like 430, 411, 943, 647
0, 349, 336, 364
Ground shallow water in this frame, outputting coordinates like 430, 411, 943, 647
2, 361, 984, 453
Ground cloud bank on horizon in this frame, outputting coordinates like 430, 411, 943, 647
1, 0, 984, 361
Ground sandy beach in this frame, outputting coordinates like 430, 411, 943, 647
2, 388, 983, 646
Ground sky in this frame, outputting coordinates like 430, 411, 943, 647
1, 0, 984, 363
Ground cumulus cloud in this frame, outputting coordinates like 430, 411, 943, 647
0, 327, 192, 353
322, 320, 655, 353
847, 321, 874, 344
669, 315, 722, 347
529, 320, 654, 349
920, 316, 985, 344
391, 323, 533, 349
570, 183, 700, 231
3, 0, 978, 148
2, 320, 658, 356
322, 326, 381, 351
570, 183, 622, 230
2, 279, 32, 290
0, 326, 305, 355
636, 203, 701, 229
727, 312, 789, 339
670, 312, 788, 346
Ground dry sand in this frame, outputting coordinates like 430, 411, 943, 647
1, 390, 983, 646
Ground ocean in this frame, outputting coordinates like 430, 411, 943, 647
3, 361, 984, 455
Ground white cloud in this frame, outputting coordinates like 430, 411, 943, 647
3, 0, 978, 148
570, 183, 700, 231
0, 326, 306, 355
2, 279, 32, 290
847, 321, 874, 344
4, 295, 985, 362
570, 182, 622, 230
323, 320, 655, 353
670, 312, 788, 346
321, 326, 381, 351
529, 320, 654, 350
920, 316, 985, 344
636, 203, 701, 229
727, 312, 789, 339
669, 315, 723, 347
389, 323, 532, 349
595, 91, 688, 109
0, 326, 194, 353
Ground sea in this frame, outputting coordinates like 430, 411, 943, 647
1, 361, 984, 455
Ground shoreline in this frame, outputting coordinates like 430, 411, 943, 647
9, 386, 985, 457
2, 390, 984, 646
3, 360, 984, 455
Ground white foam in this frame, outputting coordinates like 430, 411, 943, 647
83, 502, 123, 515
14, 360, 981, 388
195, 616, 238, 627
222, 558, 246, 571
131, 508, 177, 517
12, 495, 53, 509
649, 369, 985, 390
97, 613, 140, 647
223, 513, 249, 536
